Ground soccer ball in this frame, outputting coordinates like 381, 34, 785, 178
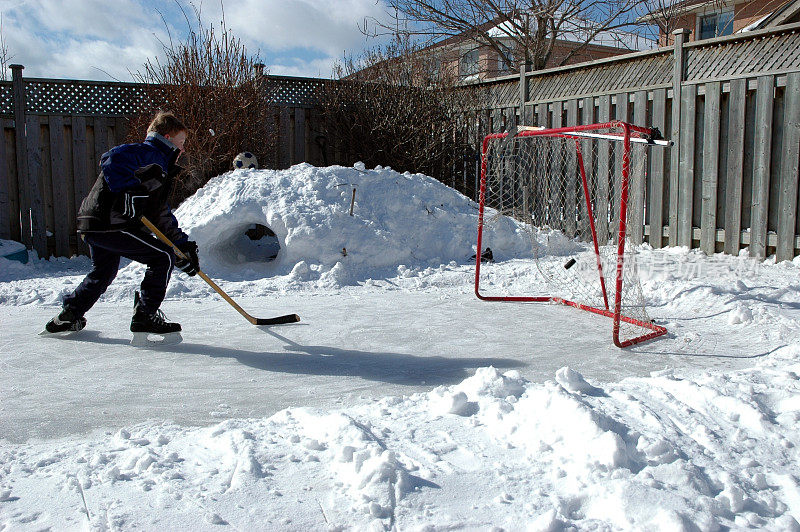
233, 152, 258, 170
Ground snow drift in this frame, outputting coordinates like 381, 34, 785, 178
174, 163, 532, 283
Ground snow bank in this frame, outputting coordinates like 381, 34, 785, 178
3, 349, 799, 530
175, 163, 531, 283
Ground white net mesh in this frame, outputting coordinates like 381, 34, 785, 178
477, 123, 663, 347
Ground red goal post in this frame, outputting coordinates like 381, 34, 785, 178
474, 121, 670, 348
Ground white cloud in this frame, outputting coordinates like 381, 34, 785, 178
22, 0, 152, 42
267, 57, 338, 79
0, 0, 391, 81
200, 0, 387, 56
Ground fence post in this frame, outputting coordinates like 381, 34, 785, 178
519, 62, 529, 126
668, 29, 689, 247
10, 64, 31, 249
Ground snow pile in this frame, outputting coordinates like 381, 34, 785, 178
2, 352, 799, 530
175, 163, 531, 283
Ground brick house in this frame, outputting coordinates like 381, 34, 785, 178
642, 0, 800, 46
350, 17, 654, 84
428, 22, 653, 82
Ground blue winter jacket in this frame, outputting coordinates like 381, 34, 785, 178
77, 133, 188, 244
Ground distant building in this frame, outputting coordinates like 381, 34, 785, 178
350, 16, 655, 85
640, 0, 800, 46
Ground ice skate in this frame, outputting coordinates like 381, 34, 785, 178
130, 294, 182, 347
40, 307, 86, 336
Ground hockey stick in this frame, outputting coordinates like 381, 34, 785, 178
140, 217, 300, 326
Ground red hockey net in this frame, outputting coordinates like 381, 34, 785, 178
474, 121, 667, 348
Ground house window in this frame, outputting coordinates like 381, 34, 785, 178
430, 59, 441, 81
460, 49, 480, 79
498, 47, 514, 74
699, 10, 734, 39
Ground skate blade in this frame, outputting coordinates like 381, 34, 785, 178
40, 330, 70, 336
39, 327, 85, 336
130, 332, 183, 347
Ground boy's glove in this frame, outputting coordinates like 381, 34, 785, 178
175, 240, 200, 276
121, 186, 150, 221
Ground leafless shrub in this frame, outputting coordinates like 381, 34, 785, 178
129, 5, 277, 204
320, 36, 479, 196
0, 15, 13, 80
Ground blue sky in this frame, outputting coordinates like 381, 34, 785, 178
0, 0, 391, 81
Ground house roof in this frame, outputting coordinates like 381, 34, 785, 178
639, 0, 797, 27
745, 0, 800, 28
639, 0, 735, 21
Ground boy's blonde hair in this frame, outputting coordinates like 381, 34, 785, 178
147, 110, 187, 136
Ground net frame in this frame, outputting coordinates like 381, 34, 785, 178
474, 121, 668, 348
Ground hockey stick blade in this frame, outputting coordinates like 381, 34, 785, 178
255, 314, 301, 326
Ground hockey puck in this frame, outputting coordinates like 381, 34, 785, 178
564, 258, 577, 270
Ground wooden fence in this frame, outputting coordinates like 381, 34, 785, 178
0, 69, 331, 258
470, 22, 800, 261
2, 22, 799, 260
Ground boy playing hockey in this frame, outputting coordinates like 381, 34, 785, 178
45, 111, 199, 345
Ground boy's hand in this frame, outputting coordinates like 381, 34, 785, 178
176, 241, 200, 276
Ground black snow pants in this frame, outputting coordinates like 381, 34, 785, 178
63, 230, 176, 316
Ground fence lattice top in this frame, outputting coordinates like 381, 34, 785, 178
0, 75, 329, 116
24, 79, 149, 115
0, 84, 11, 113
263, 76, 327, 107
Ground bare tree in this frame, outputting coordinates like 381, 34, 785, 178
639, 0, 686, 45
320, 36, 479, 195
365, 0, 652, 72
0, 15, 13, 81
129, 4, 277, 204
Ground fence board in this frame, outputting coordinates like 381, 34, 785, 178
649, 89, 667, 248
12, 69, 32, 249
39, 118, 55, 257
71, 116, 89, 241
114, 117, 128, 145
701, 82, 721, 254
596, 95, 611, 242
579, 96, 594, 238
565, 99, 578, 237
0, 120, 10, 240
630, 90, 648, 244
93, 117, 109, 173
4, 121, 20, 242
25, 115, 47, 256
279, 107, 290, 168
294, 107, 305, 164
48, 115, 70, 257
776, 72, 800, 261
678, 85, 697, 247
749, 77, 773, 257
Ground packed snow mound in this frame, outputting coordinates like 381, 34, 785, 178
174, 163, 532, 282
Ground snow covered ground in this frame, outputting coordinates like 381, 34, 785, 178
1, 163, 799, 530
